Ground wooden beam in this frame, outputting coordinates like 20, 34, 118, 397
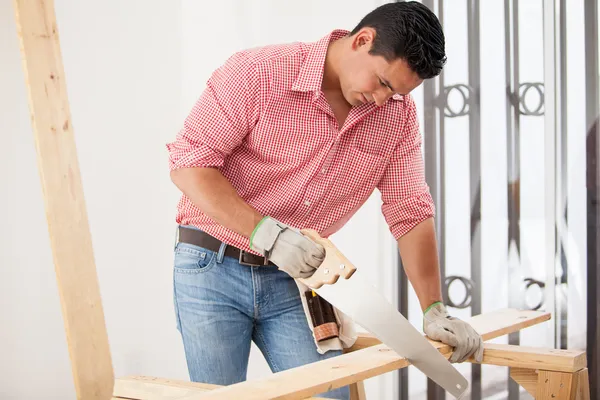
510, 367, 537, 397
348, 380, 366, 400
346, 332, 379, 352
112, 376, 333, 400
347, 308, 551, 354
114, 376, 221, 399
12, 1, 114, 399
149, 308, 549, 400
114, 349, 589, 400
110, 309, 588, 400
465, 308, 551, 339
343, 346, 368, 400
113, 343, 585, 400
113, 347, 402, 400
481, 344, 586, 373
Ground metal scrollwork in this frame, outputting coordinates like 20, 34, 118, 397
517, 82, 545, 116
523, 277, 545, 310
439, 84, 473, 118
444, 275, 475, 309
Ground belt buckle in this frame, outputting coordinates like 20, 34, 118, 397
238, 250, 267, 267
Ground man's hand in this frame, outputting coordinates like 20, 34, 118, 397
423, 302, 484, 363
250, 216, 325, 278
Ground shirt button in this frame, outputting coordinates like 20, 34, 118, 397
393, 94, 403, 100
321, 168, 326, 173
304, 200, 311, 206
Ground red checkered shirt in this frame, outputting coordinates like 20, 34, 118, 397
166, 29, 435, 254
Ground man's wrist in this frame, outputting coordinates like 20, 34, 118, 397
248, 216, 289, 255
249, 216, 269, 248
423, 301, 443, 315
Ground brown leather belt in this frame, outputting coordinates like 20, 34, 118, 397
178, 226, 274, 267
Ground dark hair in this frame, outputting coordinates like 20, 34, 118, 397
350, 1, 446, 79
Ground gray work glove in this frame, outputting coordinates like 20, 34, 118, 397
423, 302, 484, 363
249, 216, 325, 279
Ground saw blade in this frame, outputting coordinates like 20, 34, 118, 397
313, 269, 468, 399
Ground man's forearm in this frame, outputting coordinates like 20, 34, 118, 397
397, 217, 443, 312
170, 167, 263, 238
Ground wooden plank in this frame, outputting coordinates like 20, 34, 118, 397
12, 1, 114, 399
115, 341, 584, 400
346, 333, 379, 352
343, 345, 367, 400
468, 308, 551, 340
510, 367, 537, 397
482, 344, 586, 373
113, 376, 333, 400
347, 308, 551, 354
114, 376, 220, 399
170, 308, 550, 400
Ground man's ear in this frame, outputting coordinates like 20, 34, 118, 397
351, 27, 376, 51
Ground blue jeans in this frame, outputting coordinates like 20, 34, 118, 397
172, 226, 350, 399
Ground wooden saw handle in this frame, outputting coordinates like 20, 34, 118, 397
299, 229, 357, 289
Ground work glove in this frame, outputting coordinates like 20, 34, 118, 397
249, 216, 325, 279
423, 302, 484, 363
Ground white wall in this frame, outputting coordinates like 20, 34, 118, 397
1, 1, 184, 399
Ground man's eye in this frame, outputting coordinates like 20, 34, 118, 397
379, 80, 391, 90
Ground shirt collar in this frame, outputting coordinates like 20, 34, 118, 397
291, 29, 405, 103
292, 29, 349, 92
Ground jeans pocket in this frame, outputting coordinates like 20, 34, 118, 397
174, 242, 217, 274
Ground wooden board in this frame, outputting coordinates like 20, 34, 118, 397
467, 308, 551, 340
510, 367, 538, 397
483, 344, 586, 372
114, 343, 586, 400
347, 308, 550, 354
114, 376, 221, 399
113, 376, 333, 400
114, 308, 549, 400
12, 1, 114, 398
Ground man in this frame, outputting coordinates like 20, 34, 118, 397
166, 2, 483, 399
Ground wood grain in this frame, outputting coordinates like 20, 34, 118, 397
13, 0, 114, 398
113, 376, 333, 400
166, 308, 552, 399
510, 367, 538, 397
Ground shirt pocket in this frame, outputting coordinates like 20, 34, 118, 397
347, 145, 387, 174
350, 130, 391, 157
174, 243, 217, 274
334, 146, 387, 197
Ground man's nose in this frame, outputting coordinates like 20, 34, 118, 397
373, 91, 392, 106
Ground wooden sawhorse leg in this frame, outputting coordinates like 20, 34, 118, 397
512, 367, 590, 399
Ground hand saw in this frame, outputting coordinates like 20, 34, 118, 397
298, 229, 468, 399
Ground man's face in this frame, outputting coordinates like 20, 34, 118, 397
340, 28, 424, 107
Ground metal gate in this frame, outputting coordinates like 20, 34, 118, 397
395, 0, 598, 398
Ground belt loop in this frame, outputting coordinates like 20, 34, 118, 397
217, 242, 227, 264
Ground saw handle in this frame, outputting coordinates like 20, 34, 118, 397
299, 229, 357, 289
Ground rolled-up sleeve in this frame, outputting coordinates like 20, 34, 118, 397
377, 96, 435, 240
166, 52, 261, 170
